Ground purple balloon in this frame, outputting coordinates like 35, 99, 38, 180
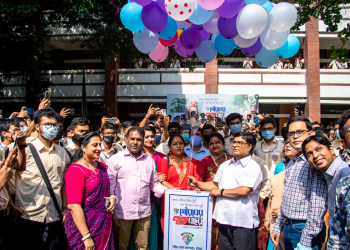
180, 27, 202, 50
241, 38, 262, 56
218, 16, 239, 39
191, 24, 204, 31
134, 0, 152, 6
200, 29, 210, 41
141, 2, 168, 33
174, 38, 195, 57
217, 0, 245, 19
157, 0, 167, 13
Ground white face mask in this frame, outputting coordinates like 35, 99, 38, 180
40, 125, 58, 141
21, 126, 28, 132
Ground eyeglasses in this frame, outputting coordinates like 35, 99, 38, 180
172, 142, 184, 146
103, 132, 116, 136
261, 127, 274, 132
287, 130, 308, 138
232, 141, 247, 147
40, 123, 58, 129
209, 141, 222, 147
203, 131, 213, 135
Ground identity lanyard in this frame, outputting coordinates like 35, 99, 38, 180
261, 140, 278, 153
102, 150, 110, 160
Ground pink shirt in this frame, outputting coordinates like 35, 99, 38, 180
151, 152, 165, 166
65, 162, 107, 205
107, 149, 166, 220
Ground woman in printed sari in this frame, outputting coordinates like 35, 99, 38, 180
196, 133, 233, 250
65, 132, 117, 250
158, 133, 202, 231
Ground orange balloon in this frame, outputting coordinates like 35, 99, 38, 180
177, 30, 183, 37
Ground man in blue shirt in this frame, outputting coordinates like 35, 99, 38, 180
184, 126, 210, 161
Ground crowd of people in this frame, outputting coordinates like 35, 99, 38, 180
1, 99, 350, 250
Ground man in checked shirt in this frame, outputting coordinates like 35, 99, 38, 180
271, 116, 327, 250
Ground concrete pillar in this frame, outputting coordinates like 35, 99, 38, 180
204, 59, 218, 94
104, 59, 119, 117
304, 17, 321, 122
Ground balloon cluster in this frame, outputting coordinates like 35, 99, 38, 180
121, 0, 300, 67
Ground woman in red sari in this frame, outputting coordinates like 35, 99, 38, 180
158, 133, 202, 231
196, 133, 233, 250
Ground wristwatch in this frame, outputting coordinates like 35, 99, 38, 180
17, 143, 27, 149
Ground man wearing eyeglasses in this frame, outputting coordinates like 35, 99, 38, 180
188, 132, 262, 250
271, 116, 328, 250
98, 124, 123, 165
254, 117, 284, 181
338, 110, 350, 163
16, 109, 70, 249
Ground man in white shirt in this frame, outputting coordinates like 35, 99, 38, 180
284, 59, 294, 69
295, 54, 304, 69
341, 56, 348, 69
246, 114, 254, 127
18, 108, 69, 249
329, 57, 342, 69
274, 57, 283, 69
188, 132, 262, 250
189, 111, 201, 127
98, 124, 122, 164
65, 117, 90, 155
243, 57, 253, 69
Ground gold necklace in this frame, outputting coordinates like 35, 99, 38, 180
211, 153, 227, 168
83, 160, 96, 172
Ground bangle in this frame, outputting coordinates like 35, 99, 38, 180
62, 206, 67, 210
82, 232, 90, 237
221, 189, 225, 196
82, 234, 91, 241
110, 195, 118, 204
263, 218, 270, 222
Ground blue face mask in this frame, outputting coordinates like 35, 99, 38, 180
154, 135, 161, 143
347, 149, 350, 154
182, 133, 190, 143
67, 138, 73, 145
262, 131, 274, 140
230, 124, 241, 134
21, 126, 28, 133
60, 138, 65, 144
40, 125, 58, 141
190, 135, 202, 147
335, 129, 340, 139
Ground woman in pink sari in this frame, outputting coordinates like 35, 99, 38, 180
65, 132, 117, 250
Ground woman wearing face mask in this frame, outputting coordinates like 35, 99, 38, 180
158, 134, 202, 231
65, 132, 116, 250
153, 126, 162, 148
196, 133, 233, 250
265, 141, 298, 250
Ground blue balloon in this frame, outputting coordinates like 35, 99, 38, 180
277, 35, 300, 58
121, 3, 144, 32
159, 16, 177, 40
245, 0, 267, 5
255, 47, 279, 67
262, 1, 274, 12
176, 21, 191, 31
211, 33, 219, 44
195, 40, 217, 63
188, 3, 214, 25
215, 34, 236, 56
133, 28, 159, 54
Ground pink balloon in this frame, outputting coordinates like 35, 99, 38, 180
195, 0, 225, 10
149, 42, 169, 62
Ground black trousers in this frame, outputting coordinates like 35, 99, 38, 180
218, 224, 257, 250
0, 208, 17, 250
18, 217, 66, 250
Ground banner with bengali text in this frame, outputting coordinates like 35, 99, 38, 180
164, 190, 213, 250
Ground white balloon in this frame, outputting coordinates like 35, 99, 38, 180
236, 4, 269, 39
260, 28, 289, 50
203, 18, 219, 34
233, 35, 258, 48
257, 8, 271, 37
211, 10, 220, 19
176, 20, 192, 30
270, 2, 297, 32
165, 0, 196, 21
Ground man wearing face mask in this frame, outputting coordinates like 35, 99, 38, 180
156, 122, 182, 155
182, 124, 191, 147
284, 59, 294, 69
65, 117, 90, 155
52, 114, 65, 147
202, 124, 215, 149
224, 113, 243, 155
254, 117, 284, 177
13, 117, 28, 133
98, 124, 122, 165
331, 119, 342, 152
0, 119, 20, 148
338, 110, 350, 163
17, 109, 70, 249
185, 126, 210, 161
243, 57, 253, 68
64, 126, 73, 146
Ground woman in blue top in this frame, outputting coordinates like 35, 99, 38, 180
265, 141, 298, 250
